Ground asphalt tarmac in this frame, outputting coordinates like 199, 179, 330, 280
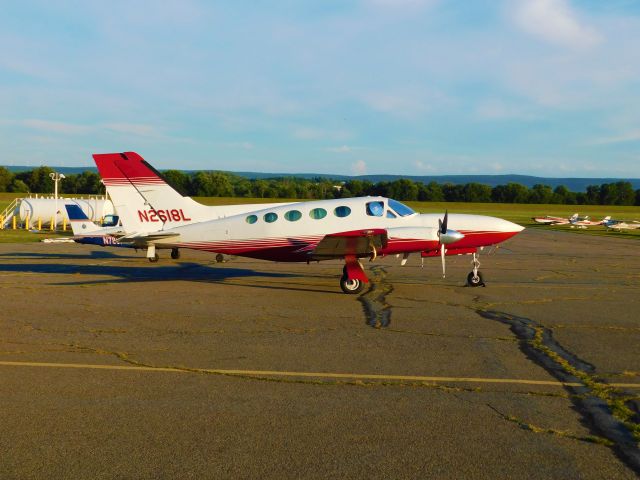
0, 229, 639, 479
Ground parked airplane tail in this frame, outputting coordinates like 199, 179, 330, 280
94, 152, 293, 234
570, 213, 579, 222
94, 152, 211, 233
65, 204, 103, 235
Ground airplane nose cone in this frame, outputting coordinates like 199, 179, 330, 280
496, 218, 525, 233
510, 221, 525, 233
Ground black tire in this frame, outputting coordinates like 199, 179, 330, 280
148, 254, 160, 263
340, 275, 365, 294
215, 253, 224, 263
467, 271, 484, 287
171, 248, 180, 260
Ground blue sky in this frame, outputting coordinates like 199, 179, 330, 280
1, 0, 639, 177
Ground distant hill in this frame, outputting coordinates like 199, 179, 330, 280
4, 165, 640, 192
5, 166, 98, 175
232, 172, 640, 191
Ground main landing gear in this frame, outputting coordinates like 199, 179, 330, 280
340, 265, 365, 294
171, 248, 181, 259
466, 252, 485, 287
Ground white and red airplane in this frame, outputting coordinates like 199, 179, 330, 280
93, 152, 524, 293
532, 213, 578, 225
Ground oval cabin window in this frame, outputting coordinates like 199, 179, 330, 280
334, 206, 351, 218
309, 208, 327, 220
264, 212, 278, 223
246, 215, 258, 224
285, 210, 302, 221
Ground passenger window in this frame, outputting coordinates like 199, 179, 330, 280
386, 210, 397, 218
334, 206, 351, 218
264, 212, 278, 223
366, 201, 384, 217
285, 210, 302, 221
309, 208, 327, 220
246, 214, 258, 224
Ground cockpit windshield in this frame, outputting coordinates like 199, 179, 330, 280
388, 199, 415, 217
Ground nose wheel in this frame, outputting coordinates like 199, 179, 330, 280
466, 252, 485, 287
171, 248, 180, 259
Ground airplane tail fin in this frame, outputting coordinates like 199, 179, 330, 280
65, 204, 103, 235
570, 213, 579, 221
94, 152, 209, 232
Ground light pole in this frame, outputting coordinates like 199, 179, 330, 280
49, 172, 66, 229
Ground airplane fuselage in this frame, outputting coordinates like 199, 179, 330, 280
144, 197, 523, 262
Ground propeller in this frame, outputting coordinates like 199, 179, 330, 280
437, 210, 464, 278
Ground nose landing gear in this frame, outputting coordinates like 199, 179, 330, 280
466, 252, 485, 287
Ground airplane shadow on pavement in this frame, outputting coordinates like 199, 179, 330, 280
0, 261, 298, 286
0, 250, 137, 260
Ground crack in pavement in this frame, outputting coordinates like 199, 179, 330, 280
487, 404, 614, 447
358, 266, 393, 328
477, 309, 640, 474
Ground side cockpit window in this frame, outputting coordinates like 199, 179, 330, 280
387, 199, 415, 217
366, 201, 384, 217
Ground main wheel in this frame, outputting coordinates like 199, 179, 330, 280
215, 253, 224, 263
466, 271, 484, 287
148, 253, 160, 263
171, 248, 180, 259
340, 275, 365, 294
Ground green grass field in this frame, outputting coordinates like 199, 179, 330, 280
1, 193, 639, 242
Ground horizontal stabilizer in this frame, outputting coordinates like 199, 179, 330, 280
118, 232, 181, 243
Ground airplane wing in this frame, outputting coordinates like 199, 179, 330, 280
310, 229, 388, 259
117, 232, 181, 243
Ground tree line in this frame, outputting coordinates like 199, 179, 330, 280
1, 165, 639, 206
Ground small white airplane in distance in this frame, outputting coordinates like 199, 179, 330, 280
603, 219, 640, 231
93, 152, 525, 294
570, 215, 611, 229
531, 214, 578, 225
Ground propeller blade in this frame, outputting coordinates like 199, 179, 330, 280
440, 210, 448, 234
440, 244, 446, 278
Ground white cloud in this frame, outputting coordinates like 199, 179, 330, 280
364, 0, 439, 9
475, 99, 536, 121
104, 123, 160, 137
511, 0, 602, 49
351, 160, 367, 175
22, 119, 91, 135
414, 160, 435, 172
326, 145, 354, 153
360, 92, 427, 118
591, 130, 640, 145
293, 127, 351, 141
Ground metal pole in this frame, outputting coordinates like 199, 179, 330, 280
49, 172, 65, 230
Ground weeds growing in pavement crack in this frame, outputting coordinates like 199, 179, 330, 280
477, 309, 640, 474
